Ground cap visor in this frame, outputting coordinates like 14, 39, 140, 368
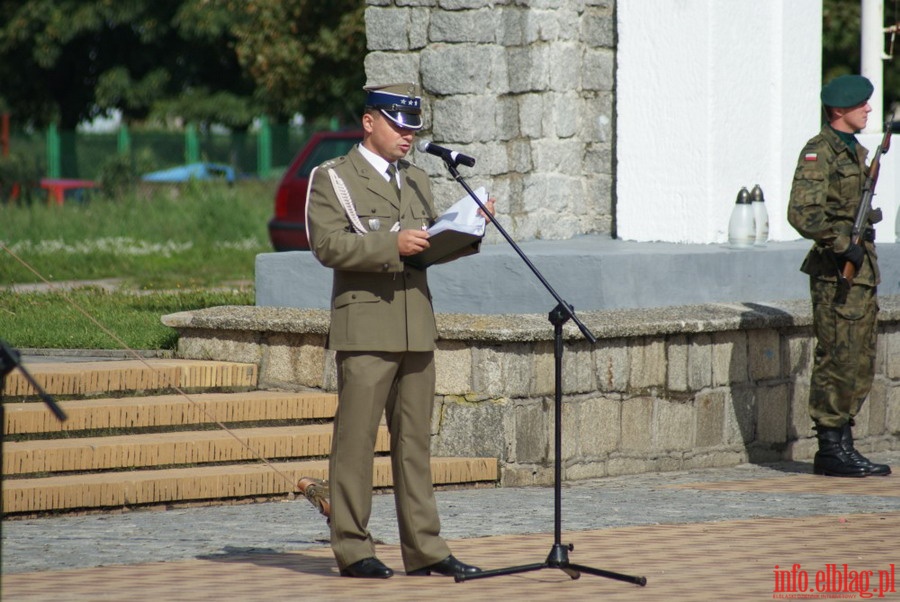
381, 110, 423, 131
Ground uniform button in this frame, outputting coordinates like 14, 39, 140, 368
382, 263, 389, 271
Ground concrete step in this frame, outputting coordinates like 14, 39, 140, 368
3, 390, 337, 435
1, 358, 500, 515
1, 456, 499, 514
3, 424, 390, 475
1, 359, 258, 398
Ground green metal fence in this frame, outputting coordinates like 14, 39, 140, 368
5, 120, 313, 182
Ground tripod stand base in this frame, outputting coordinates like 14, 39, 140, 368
454, 543, 647, 585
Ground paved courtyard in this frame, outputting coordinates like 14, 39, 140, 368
3, 453, 899, 601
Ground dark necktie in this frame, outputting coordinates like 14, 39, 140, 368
386, 164, 401, 199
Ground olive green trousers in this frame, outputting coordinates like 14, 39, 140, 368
329, 350, 450, 572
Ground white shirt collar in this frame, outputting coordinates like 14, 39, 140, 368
357, 143, 395, 181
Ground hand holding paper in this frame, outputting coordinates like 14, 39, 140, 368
404, 187, 489, 269
427, 187, 488, 238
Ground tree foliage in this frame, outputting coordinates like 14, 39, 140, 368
1, 0, 897, 129
228, 0, 367, 125
0, 0, 366, 130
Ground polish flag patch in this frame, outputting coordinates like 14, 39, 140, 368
804, 153, 818, 161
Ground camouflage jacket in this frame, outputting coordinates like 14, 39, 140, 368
787, 125, 880, 286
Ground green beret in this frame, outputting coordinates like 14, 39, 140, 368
820, 75, 873, 108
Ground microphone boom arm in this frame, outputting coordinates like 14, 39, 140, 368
440, 162, 597, 344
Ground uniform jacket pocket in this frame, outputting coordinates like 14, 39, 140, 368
333, 289, 380, 309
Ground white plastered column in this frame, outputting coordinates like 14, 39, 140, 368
616, 0, 821, 243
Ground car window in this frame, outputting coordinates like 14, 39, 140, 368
295, 138, 361, 178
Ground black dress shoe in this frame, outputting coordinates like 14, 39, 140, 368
407, 555, 481, 576
339, 557, 394, 579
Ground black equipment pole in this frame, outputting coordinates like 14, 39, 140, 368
434, 157, 646, 586
0, 340, 67, 574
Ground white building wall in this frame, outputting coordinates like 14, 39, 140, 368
616, 0, 822, 243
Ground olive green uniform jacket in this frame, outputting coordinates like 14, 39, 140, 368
306, 146, 440, 352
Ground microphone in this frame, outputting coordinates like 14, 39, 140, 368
415, 140, 476, 167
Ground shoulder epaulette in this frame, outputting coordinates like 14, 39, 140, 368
321, 155, 348, 169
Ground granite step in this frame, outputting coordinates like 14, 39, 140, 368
2, 456, 499, 514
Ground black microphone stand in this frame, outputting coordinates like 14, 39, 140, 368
0, 340, 68, 573
434, 158, 646, 586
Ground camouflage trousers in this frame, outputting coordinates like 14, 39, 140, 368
808, 278, 878, 428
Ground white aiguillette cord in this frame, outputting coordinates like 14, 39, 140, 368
328, 168, 368, 234
328, 168, 400, 234
0, 242, 301, 496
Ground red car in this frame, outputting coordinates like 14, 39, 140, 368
268, 130, 363, 251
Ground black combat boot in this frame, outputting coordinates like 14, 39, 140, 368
839, 422, 891, 476
813, 426, 867, 477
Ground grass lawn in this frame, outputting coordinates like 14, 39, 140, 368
1, 179, 274, 288
1, 180, 274, 349
0, 287, 254, 350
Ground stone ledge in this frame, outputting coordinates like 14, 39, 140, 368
160, 296, 900, 484
163, 294, 900, 342
255, 241, 900, 314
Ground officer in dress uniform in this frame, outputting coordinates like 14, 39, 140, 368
787, 74, 891, 478
305, 83, 491, 578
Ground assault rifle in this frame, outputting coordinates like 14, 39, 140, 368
838, 120, 893, 294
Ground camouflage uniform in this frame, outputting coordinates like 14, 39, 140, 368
787, 125, 879, 429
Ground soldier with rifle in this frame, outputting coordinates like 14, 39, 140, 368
788, 74, 892, 478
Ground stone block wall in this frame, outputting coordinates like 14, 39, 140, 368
364, 0, 616, 242
164, 299, 900, 486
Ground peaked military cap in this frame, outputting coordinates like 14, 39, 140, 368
820, 75, 874, 108
364, 82, 423, 130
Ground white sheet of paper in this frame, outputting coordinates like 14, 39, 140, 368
427, 187, 487, 237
